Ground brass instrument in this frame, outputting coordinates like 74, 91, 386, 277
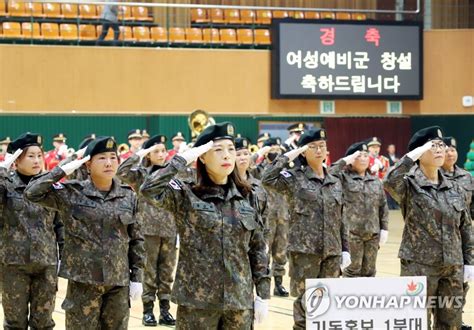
249, 144, 259, 154
188, 109, 215, 140
117, 143, 130, 156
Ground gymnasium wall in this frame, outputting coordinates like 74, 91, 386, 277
0, 30, 473, 116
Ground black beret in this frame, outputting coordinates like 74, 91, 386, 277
235, 137, 250, 150
8, 132, 43, 153
298, 128, 327, 147
194, 122, 235, 148
172, 132, 186, 141
366, 137, 382, 147
287, 122, 307, 133
257, 132, 271, 143
408, 126, 444, 151
0, 136, 11, 144
53, 133, 67, 142
128, 129, 142, 139
141, 130, 150, 138
443, 136, 457, 149
263, 137, 282, 147
345, 141, 368, 156
143, 135, 167, 149
84, 136, 117, 158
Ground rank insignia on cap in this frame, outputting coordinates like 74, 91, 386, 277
160, 136, 166, 143
37, 136, 42, 144
169, 179, 182, 190
264, 133, 269, 138
106, 139, 114, 149
321, 130, 326, 138
91, 134, 96, 139
276, 138, 281, 145
227, 124, 235, 136
362, 144, 367, 151
451, 138, 456, 147
437, 129, 442, 138
298, 123, 304, 130
373, 137, 378, 142
177, 132, 182, 137
242, 139, 248, 147
237, 133, 242, 138
280, 170, 292, 178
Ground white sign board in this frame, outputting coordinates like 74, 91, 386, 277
306, 277, 428, 330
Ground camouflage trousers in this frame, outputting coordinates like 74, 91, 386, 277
176, 305, 253, 330
343, 232, 379, 278
289, 252, 341, 330
266, 213, 288, 277
62, 280, 130, 330
142, 235, 177, 303
2, 263, 57, 330
401, 259, 463, 330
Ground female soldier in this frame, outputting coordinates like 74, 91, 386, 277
384, 126, 473, 329
140, 122, 270, 329
25, 136, 145, 329
117, 134, 177, 326
262, 128, 350, 329
0, 133, 61, 329
329, 141, 389, 278
441, 136, 473, 330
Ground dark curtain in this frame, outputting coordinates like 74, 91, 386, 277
323, 117, 411, 162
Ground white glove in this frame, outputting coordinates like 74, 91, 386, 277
379, 230, 389, 245
342, 151, 360, 165
136, 144, 159, 160
284, 145, 308, 162
464, 265, 474, 282
129, 281, 143, 300
178, 141, 190, 154
175, 234, 180, 249
264, 244, 269, 254
341, 251, 351, 271
257, 146, 271, 157
0, 149, 22, 169
178, 141, 214, 166
58, 144, 68, 156
74, 147, 87, 159
59, 155, 90, 176
284, 134, 297, 147
254, 296, 268, 324
406, 141, 433, 161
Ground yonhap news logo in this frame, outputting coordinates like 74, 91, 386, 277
305, 284, 331, 318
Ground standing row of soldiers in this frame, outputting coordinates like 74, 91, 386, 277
0, 121, 472, 329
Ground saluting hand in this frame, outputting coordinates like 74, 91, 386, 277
74, 147, 87, 159
406, 141, 433, 161
284, 145, 308, 162
257, 146, 271, 157
342, 151, 360, 165
0, 149, 22, 169
179, 141, 214, 165
340, 251, 351, 271
136, 144, 160, 160
60, 155, 91, 176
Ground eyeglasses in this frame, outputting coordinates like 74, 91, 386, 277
430, 142, 446, 151
307, 144, 327, 151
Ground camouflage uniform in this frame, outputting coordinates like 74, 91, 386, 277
441, 165, 474, 322
262, 156, 349, 330
0, 167, 60, 329
117, 155, 177, 304
329, 159, 389, 277
24, 166, 145, 330
252, 161, 290, 278
384, 157, 473, 329
140, 155, 271, 329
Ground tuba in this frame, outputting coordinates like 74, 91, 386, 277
188, 109, 215, 140
117, 143, 129, 156
249, 144, 259, 154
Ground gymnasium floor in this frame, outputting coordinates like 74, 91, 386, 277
0, 210, 472, 329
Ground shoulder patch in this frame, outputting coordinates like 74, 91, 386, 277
280, 170, 292, 178
169, 179, 182, 190
52, 182, 64, 190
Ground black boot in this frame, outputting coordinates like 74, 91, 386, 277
273, 276, 289, 297
142, 301, 158, 327
159, 299, 176, 326
461, 323, 472, 330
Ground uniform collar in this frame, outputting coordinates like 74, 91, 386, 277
408, 165, 451, 190
348, 170, 375, 181
441, 165, 468, 179
82, 177, 126, 200
303, 165, 338, 185
195, 179, 244, 202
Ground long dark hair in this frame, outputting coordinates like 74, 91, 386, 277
194, 158, 252, 197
